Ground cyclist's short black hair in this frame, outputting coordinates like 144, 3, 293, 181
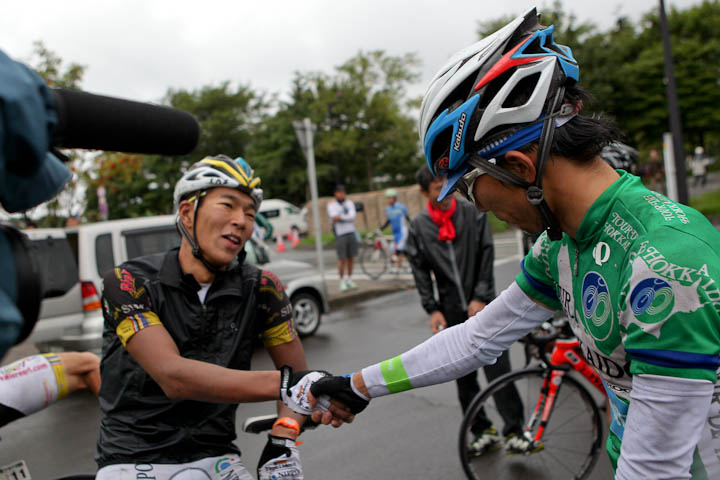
415, 165, 435, 192
514, 85, 622, 164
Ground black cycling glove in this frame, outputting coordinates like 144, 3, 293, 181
257, 434, 303, 480
309, 374, 370, 414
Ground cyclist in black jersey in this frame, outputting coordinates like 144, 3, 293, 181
95, 155, 341, 480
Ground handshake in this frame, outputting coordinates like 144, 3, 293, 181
279, 366, 370, 425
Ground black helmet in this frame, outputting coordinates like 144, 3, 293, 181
600, 142, 638, 171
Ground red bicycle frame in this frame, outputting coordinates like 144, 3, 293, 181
527, 338, 607, 444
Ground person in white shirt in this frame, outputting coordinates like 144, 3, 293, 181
690, 146, 711, 187
326, 185, 359, 291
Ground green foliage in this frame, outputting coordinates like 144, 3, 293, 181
690, 189, 720, 217
28, 40, 85, 88
486, 211, 510, 234
24, 41, 86, 225
249, 50, 424, 205
84, 153, 176, 220
476, 1, 596, 45
476, 1, 720, 165
37, 1, 720, 225
83, 83, 270, 219
594, 2, 720, 150
299, 232, 338, 248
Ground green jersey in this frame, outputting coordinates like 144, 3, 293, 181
517, 171, 720, 474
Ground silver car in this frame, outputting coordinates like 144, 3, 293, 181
245, 234, 328, 336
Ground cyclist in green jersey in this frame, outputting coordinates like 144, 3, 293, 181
305, 8, 720, 479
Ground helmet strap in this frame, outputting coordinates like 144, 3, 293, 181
465, 86, 566, 241
176, 191, 225, 275
526, 86, 565, 241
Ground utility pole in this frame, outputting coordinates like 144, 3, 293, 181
659, 0, 688, 204
293, 118, 326, 283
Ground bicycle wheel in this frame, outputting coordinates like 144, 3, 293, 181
359, 243, 388, 280
459, 367, 603, 480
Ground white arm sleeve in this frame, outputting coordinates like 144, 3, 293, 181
361, 282, 555, 397
615, 374, 713, 480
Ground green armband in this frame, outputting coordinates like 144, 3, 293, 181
380, 355, 413, 393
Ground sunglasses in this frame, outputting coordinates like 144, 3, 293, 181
456, 167, 487, 204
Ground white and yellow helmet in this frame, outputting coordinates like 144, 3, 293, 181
173, 154, 263, 210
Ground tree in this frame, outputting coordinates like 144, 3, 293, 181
84, 82, 269, 219
22, 41, 86, 227
27, 40, 85, 89
474, 1, 720, 162
249, 50, 424, 205
476, 1, 596, 47
83, 153, 146, 221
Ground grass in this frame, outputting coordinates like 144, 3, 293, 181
298, 215, 512, 248
690, 189, 720, 222
487, 211, 511, 234
298, 232, 335, 248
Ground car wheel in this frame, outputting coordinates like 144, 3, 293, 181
292, 292, 322, 337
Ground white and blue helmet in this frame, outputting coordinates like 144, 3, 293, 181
418, 8, 579, 203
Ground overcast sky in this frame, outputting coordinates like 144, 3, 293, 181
2, 0, 702, 105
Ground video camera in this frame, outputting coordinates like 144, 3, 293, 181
0, 50, 200, 358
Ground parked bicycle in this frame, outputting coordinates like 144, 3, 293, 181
358, 230, 395, 280
458, 318, 607, 480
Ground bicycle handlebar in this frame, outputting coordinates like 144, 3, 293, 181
522, 318, 575, 367
242, 414, 320, 434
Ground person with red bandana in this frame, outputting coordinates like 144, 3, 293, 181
406, 165, 524, 455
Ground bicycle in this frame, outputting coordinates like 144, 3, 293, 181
458, 318, 607, 480
358, 230, 393, 280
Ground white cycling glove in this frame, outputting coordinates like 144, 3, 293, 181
257, 434, 303, 480
279, 365, 331, 415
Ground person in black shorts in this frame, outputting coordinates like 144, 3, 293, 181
326, 185, 359, 291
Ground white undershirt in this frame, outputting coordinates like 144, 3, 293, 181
197, 283, 211, 304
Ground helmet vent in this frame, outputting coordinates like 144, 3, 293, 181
502, 73, 541, 108
430, 129, 452, 168
524, 37, 544, 55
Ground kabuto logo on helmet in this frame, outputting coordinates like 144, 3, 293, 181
453, 113, 467, 152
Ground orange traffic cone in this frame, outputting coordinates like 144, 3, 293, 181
290, 227, 300, 248
275, 234, 287, 253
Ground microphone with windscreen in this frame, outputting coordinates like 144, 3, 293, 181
51, 87, 200, 156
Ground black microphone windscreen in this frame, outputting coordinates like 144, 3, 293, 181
51, 88, 200, 156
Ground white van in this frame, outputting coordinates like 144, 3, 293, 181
23, 215, 328, 351
258, 199, 308, 238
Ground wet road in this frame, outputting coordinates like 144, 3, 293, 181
0, 245, 612, 479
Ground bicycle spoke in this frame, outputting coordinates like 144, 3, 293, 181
459, 369, 602, 480
545, 408, 594, 432
539, 445, 588, 478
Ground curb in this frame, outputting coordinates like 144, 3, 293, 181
328, 282, 415, 311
